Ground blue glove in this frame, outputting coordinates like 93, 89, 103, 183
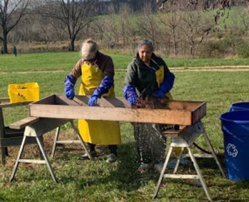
88, 76, 114, 106
153, 72, 175, 98
153, 90, 165, 98
88, 95, 98, 106
123, 84, 138, 106
64, 74, 76, 99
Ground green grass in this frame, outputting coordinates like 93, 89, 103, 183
1, 52, 249, 73
0, 52, 249, 201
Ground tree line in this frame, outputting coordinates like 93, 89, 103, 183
1, 0, 249, 57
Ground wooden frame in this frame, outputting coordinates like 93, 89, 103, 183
28, 94, 206, 126
0, 100, 35, 165
8, 94, 207, 182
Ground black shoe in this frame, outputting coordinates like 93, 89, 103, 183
79, 151, 97, 160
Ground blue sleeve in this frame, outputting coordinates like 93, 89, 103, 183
92, 76, 114, 97
64, 74, 76, 86
64, 74, 76, 99
158, 72, 175, 93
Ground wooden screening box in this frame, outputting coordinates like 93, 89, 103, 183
28, 94, 206, 126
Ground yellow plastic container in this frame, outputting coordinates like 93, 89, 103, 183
8, 82, 40, 103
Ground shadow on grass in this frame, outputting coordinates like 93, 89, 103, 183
6, 140, 249, 202
73, 143, 228, 193
61, 141, 160, 192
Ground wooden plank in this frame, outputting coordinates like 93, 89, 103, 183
9, 117, 40, 129
163, 126, 187, 137
29, 104, 194, 125
0, 108, 5, 139
4, 127, 24, 137
56, 95, 128, 108
55, 95, 89, 106
18, 159, 46, 164
24, 118, 70, 137
1, 137, 36, 146
55, 95, 88, 106
55, 95, 81, 106
73, 97, 88, 106
55, 140, 81, 144
99, 97, 128, 108
34, 94, 204, 111
163, 174, 200, 179
192, 102, 206, 124
99, 97, 116, 108
0, 98, 10, 102
29, 95, 206, 125
182, 153, 214, 158
0, 102, 31, 108
31, 94, 56, 105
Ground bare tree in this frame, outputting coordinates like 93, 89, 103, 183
136, 3, 159, 45
34, 0, 96, 51
156, 0, 233, 11
105, 14, 120, 44
119, 4, 135, 46
179, 11, 211, 56
0, 0, 30, 53
159, 12, 181, 56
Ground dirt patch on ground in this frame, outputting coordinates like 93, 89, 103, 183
2, 128, 83, 169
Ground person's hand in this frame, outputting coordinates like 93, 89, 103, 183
65, 88, 75, 100
123, 85, 138, 106
154, 72, 175, 99
88, 76, 114, 106
88, 95, 98, 106
153, 89, 165, 99
127, 94, 137, 106
64, 74, 76, 100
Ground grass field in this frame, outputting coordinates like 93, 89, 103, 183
0, 52, 249, 201
2, 51, 249, 73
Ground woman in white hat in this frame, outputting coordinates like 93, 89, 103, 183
64, 39, 121, 163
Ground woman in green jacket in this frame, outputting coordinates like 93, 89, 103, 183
123, 39, 175, 173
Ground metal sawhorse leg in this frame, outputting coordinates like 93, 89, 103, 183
9, 118, 91, 183
51, 121, 92, 160
153, 122, 225, 202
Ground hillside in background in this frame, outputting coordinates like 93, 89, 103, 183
1, 1, 249, 58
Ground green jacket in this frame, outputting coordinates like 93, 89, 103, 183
124, 53, 170, 97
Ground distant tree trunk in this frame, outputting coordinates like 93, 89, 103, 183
3, 31, 8, 54
70, 36, 76, 51
0, 0, 30, 54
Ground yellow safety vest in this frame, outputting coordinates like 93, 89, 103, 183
78, 61, 121, 145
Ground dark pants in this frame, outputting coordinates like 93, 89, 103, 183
134, 123, 166, 164
87, 143, 118, 156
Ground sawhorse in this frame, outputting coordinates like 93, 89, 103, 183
153, 122, 226, 202
0, 99, 35, 165
9, 118, 91, 183
50, 122, 87, 158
